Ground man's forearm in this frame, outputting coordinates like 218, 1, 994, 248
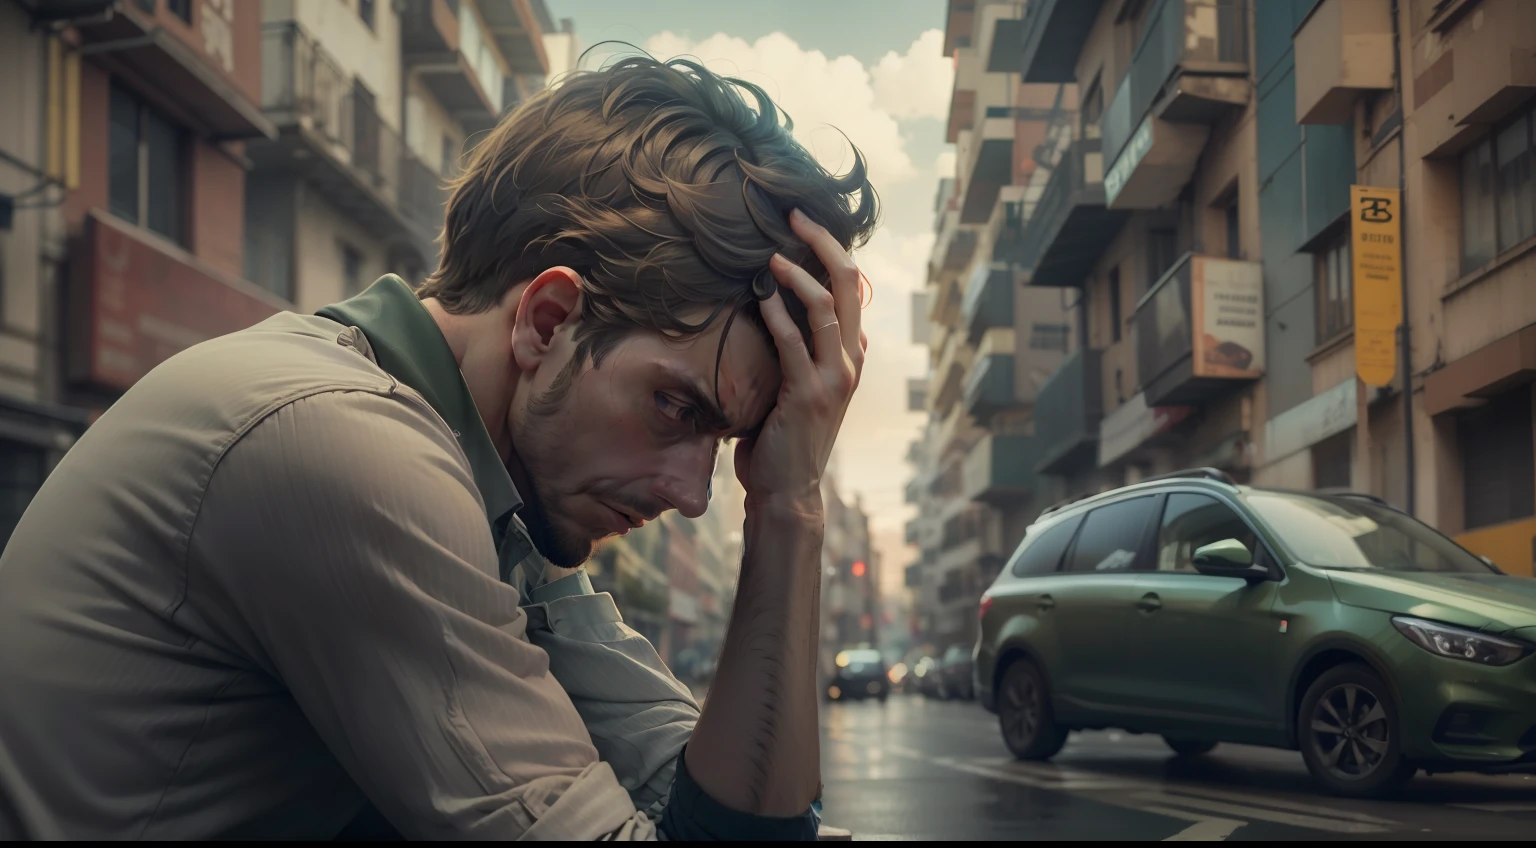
683, 499, 823, 817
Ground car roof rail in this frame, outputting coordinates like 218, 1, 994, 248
1315, 488, 1392, 507
1138, 467, 1238, 486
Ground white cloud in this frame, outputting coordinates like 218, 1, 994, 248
871, 29, 954, 122
644, 30, 918, 183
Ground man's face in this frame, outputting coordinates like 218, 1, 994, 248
508, 312, 781, 566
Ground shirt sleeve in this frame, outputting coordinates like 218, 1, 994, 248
187, 387, 657, 841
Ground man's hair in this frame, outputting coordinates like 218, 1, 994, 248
419, 54, 880, 377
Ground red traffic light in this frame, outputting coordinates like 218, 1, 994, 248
851, 560, 867, 578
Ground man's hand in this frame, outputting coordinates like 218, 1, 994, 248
734, 208, 869, 513
683, 209, 870, 823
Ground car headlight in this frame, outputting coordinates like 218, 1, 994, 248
1391, 616, 1532, 666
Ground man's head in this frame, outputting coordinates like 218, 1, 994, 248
418, 56, 878, 566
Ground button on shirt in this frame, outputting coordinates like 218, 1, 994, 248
0, 276, 817, 840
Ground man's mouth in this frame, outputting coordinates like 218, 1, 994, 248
602, 502, 645, 535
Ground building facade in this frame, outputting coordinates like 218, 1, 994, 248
903, 0, 1536, 640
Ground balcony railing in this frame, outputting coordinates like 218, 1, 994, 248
1035, 348, 1103, 475
1018, 137, 1130, 287
259, 22, 448, 261
961, 264, 1013, 344
1101, 0, 1249, 167
1018, 0, 1106, 83
964, 350, 1014, 426
1133, 253, 1265, 407
963, 433, 1044, 505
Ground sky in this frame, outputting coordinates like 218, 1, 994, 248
546, 0, 952, 596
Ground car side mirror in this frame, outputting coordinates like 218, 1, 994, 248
1192, 538, 1268, 581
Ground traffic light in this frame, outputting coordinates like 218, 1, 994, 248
851, 560, 866, 578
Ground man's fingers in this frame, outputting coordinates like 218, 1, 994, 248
789, 209, 862, 359
769, 253, 840, 370
757, 289, 817, 384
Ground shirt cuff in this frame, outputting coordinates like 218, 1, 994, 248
660, 746, 819, 841
527, 568, 594, 604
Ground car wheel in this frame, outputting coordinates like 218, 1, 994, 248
998, 659, 1068, 760
1163, 737, 1218, 757
1298, 664, 1415, 798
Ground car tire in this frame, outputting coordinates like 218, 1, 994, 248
998, 659, 1068, 761
1163, 737, 1218, 757
1298, 664, 1415, 798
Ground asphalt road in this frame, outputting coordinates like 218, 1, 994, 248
817, 694, 1536, 840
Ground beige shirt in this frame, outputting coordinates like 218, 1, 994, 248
0, 304, 701, 839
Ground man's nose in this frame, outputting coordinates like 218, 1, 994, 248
655, 444, 714, 519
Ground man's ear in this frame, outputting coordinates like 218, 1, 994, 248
511, 267, 582, 373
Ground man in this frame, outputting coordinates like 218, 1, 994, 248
0, 56, 877, 839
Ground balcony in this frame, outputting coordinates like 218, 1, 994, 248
963, 329, 1015, 425
932, 330, 970, 416
70, 211, 286, 392
904, 476, 923, 504
1034, 348, 1103, 475
1293, 0, 1393, 125
905, 518, 922, 545
963, 433, 1043, 505
935, 400, 979, 461
933, 207, 979, 275
1101, 0, 1250, 209
1021, 137, 1130, 288
990, 189, 1030, 267
1133, 253, 1265, 407
1017, 0, 1105, 83
477, 0, 549, 75
961, 262, 1012, 344
71, 0, 273, 139
402, 0, 505, 128
980, 1, 1027, 73
254, 23, 446, 266
957, 115, 1016, 224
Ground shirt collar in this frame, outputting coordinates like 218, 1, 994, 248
316, 275, 523, 527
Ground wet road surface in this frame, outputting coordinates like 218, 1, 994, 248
818, 694, 1536, 840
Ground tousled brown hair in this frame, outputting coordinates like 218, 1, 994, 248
419, 54, 880, 380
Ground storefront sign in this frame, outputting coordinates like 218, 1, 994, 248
1098, 392, 1194, 467
1191, 256, 1265, 379
1263, 379, 1356, 464
74, 211, 285, 392
1350, 185, 1403, 387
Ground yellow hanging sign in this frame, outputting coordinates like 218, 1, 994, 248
1350, 185, 1402, 387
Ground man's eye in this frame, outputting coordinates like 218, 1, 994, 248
655, 393, 697, 426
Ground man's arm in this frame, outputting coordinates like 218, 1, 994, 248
188, 388, 655, 840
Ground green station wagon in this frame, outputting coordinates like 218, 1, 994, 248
975, 469, 1536, 798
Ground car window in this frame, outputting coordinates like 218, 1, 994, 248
1246, 492, 1494, 573
1008, 513, 1084, 577
1066, 496, 1158, 573
1157, 493, 1259, 573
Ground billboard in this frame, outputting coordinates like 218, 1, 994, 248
1191, 255, 1265, 380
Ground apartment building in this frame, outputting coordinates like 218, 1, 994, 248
2, 0, 282, 547
245, 0, 548, 310
907, 0, 1077, 651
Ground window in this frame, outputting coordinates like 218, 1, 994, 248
441, 133, 456, 177
1157, 494, 1257, 573
1009, 513, 1083, 577
167, 0, 192, 23
341, 244, 364, 296
358, 0, 376, 30
1081, 75, 1104, 137
1108, 267, 1122, 343
1461, 103, 1535, 272
1147, 228, 1179, 287
1, 441, 46, 552
1066, 496, 1158, 573
1459, 389, 1535, 531
1312, 429, 1353, 490
1315, 231, 1352, 342
1030, 323, 1070, 352
1224, 196, 1241, 259
108, 82, 185, 244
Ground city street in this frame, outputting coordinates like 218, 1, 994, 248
818, 695, 1536, 841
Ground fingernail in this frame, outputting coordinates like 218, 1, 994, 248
770, 252, 788, 266
790, 208, 806, 223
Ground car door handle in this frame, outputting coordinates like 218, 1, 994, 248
1136, 592, 1162, 613
1036, 593, 1055, 611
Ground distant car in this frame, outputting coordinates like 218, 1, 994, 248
938, 644, 975, 700
827, 648, 889, 702
911, 656, 941, 697
975, 470, 1536, 799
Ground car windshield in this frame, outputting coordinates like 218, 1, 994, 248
1245, 492, 1494, 574
844, 650, 881, 665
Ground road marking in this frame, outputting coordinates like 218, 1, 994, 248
1132, 791, 1390, 834
1156, 786, 1398, 825
1449, 801, 1536, 813
1141, 807, 1245, 841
